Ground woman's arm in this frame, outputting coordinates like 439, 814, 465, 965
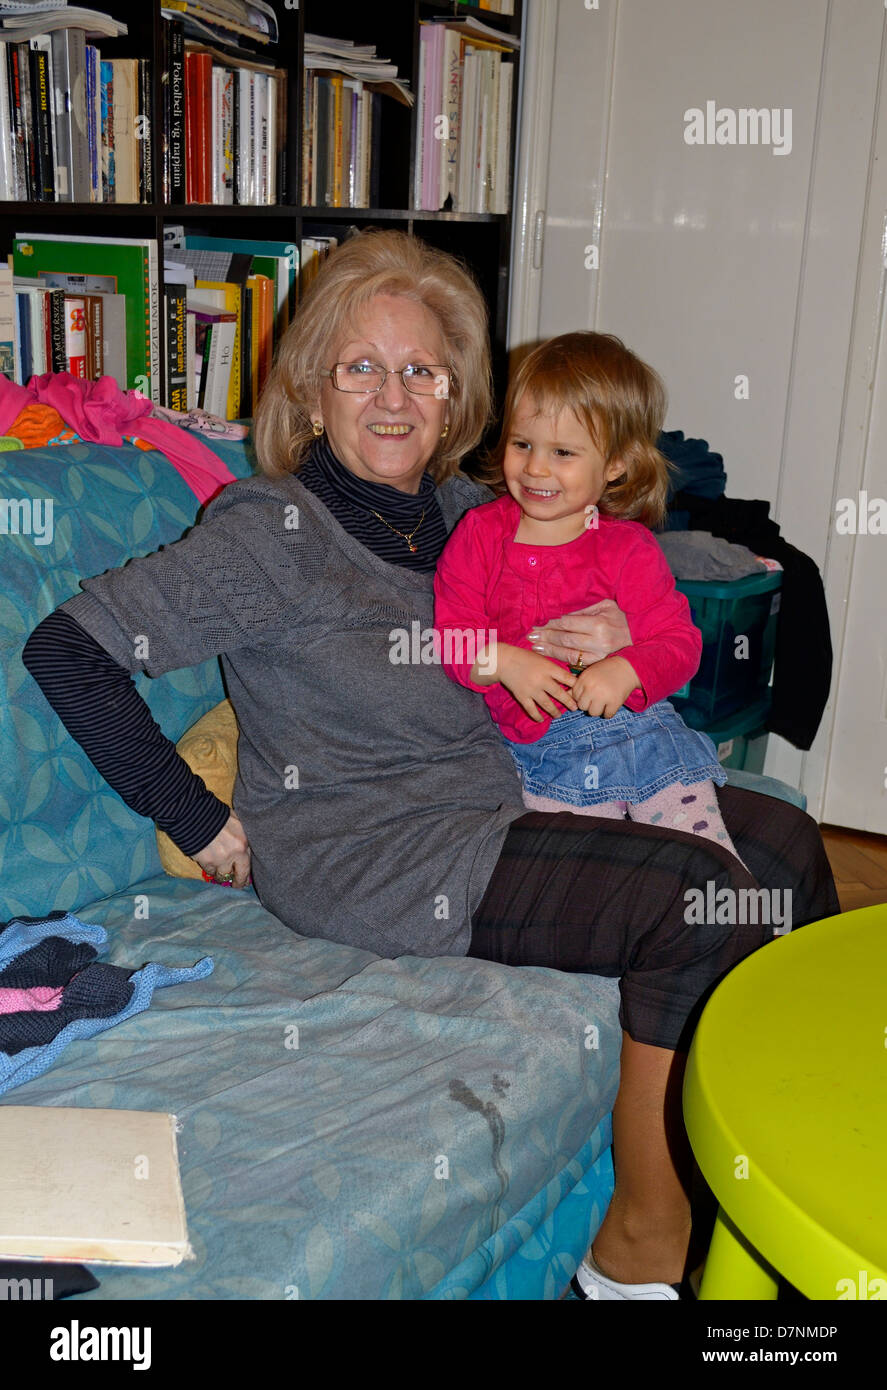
22, 611, 252, 886
22, 479, 319, 886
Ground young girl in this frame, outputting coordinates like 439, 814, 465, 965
434, 330, 742, 862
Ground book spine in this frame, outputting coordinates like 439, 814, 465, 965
100, 59, 114, 202
6, 45, 26, 201
0, 43, 12, 202
49, 30, 72, 202
247, 70, 256, 204
164, 283, 187, 410
197, 320, 212, 409
198, 53, 211, 203
64, 295, 88, 378
41, 287, 52, 373
369, 91, 381, 209
239, 280, 252, 417
211, 65, 222, 204
28, 40, 54, 201
146, 237, 160, 403
160, 20, 169, 202
16, 290, 31, 382
331, 75, 342, 208
168, 21, 185, 203
138, 57, 153, 204
15, 44, 36, 201
85, 294, 103, 378
301, 67, 311, 204
49, 288, 66, 372
220, 68, 234, 203
184, 51, 197, 202
67, 29, 88, 202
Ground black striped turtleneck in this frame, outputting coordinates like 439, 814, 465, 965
297, 435, 448, 573
21, 438, 453, 860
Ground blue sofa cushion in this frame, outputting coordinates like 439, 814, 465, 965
0, 438, 255, 922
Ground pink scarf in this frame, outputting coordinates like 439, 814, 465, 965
0, 372, 238, 504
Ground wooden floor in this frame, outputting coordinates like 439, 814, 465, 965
820, 825, 887, 912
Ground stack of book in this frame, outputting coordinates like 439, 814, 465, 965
9, 232, 157, 394
164, 227, 302, 417
162, 16, 285, 205
413, 15, 518, 214
301, 33, 413, 209
0, 6, 154, 204
1, 228, 352, 418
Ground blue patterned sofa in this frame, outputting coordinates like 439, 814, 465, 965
0, 435, 803, 1300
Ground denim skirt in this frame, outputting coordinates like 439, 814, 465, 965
505, 700, 727, 808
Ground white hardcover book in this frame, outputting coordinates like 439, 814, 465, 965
26, 287, 47, 374
265, 72, 276, 204
0, 1108, 191, 1267
441, 30, 460, 211
458, 50, 479, 213
493, 60, 513, 215
203, 316, 235, 417
255, 72, 268, 205
485, 52, 500, 215
248, 69, 262, 202
0, 41, 12, 201
211, 66, 223, 204
236, 68, 251, 203
413, 27, 426, 210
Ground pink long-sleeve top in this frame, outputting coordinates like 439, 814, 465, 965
433, 494, 702, 744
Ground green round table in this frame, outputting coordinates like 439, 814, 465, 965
683, 903, 887, 1300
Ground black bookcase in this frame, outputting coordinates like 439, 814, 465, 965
0, 0, 523, 416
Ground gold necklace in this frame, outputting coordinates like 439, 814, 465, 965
369, 508, 426, 553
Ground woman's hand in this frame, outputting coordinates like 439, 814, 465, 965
573, 656, 641, 719
494, 645, 578, 722
193, 812, 252, 888
527, 599, 632, 668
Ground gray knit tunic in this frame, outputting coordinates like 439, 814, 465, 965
60, 471, 526, 957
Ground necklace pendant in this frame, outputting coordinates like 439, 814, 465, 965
409, 543, 418, 553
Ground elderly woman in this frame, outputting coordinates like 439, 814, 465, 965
23, 229, 838, 1302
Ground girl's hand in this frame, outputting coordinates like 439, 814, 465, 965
193, 812, 252, 888
496, 645, 578, 721
573, 656, 641, 719
527, 599, 632, 668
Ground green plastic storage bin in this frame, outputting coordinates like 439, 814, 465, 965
697, 697, 772, 773
672, 570, 781, 729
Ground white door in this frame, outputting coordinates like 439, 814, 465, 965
509, 0, 887, 829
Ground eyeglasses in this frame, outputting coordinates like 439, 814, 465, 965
321, 361, 452, 398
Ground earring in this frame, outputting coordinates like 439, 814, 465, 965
440, 423, 449, 440
312, 421, 324, 437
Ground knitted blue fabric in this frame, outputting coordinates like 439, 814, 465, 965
0, 912, 214, 1096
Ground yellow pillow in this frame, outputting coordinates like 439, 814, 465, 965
156, 699, 239, 879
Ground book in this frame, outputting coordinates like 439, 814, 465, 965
167, 18, 186, 202
13, 232, 158, 397
99, 56, 114, 200
50, 26, 89, 203
110, 57, 138, 203
193, 274, 240, 418
85, 41, 100, 200
0, 1107, 191, 1267
182, 233, 297, 337
138, 55, 152, 202
0, 264, 15, 378
164, 279, 188, 410
63, 292, 88, 376
30, 271, 127, 389
28, 34, 55, 200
